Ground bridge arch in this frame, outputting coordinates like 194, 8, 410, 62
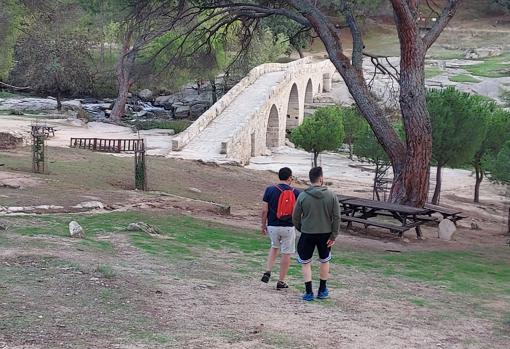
305, 79, 313, 104
266, 105, 280, 148
286, 83, 300, 131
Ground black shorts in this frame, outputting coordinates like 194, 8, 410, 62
297, 233, 332, 264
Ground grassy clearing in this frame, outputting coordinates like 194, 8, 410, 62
449, 74, 481, 83
8, 212, 510, 299
466, 52, 510, 78
427, 49, 466, 60
425, 66, 443, 79
334, 249, 510, 296
130, 119, 192, 133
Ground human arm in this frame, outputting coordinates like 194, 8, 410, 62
261, 201, 269, 235
292, 196, 303, 232
329, 193, 341, 242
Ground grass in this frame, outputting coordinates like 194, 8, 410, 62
334, 249, 510, 296
131, 119, 192, 133
0, 91, 18, 98
449, 74, 481, 83
427, 49, 466, 60
8, 212, 510, 300
465, 52, 510, 78
425, 66, 443, 79
96, 264, 116, 278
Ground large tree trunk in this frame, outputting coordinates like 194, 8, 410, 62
111, 34, 135, 123
286, 0, 453, 207
431, 165, 442, 205
473, 153, 484, 203
474, 162, 484, 204
313, 151, 319, 167
56, 90, 62, 111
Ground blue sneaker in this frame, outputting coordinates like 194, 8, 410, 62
317, 288, 329, 299
302, 292, 314, 301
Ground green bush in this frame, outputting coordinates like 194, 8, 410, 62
132, 119, 192, 133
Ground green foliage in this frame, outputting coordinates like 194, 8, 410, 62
500, 88, 510, 107
427, 87, 488, 168
0, 91, 17, 98
291, 106, 344, 165
132, 120, 192, 133
493, 0, 510, 10
262, 17, 311, 56
488, 141, 510, 183
10, 2, 94, 103
353, 123, 389, 165
342, 105, 365, 158
0, 0, 23, 80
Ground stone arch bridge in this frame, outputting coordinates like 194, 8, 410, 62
171, 57, 336, 165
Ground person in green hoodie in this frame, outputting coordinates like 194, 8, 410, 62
292, 166, 340, 301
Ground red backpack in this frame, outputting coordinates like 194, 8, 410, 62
275, 185, 296, 220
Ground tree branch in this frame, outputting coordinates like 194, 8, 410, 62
422, 0, 462, 50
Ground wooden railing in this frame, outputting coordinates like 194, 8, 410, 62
69, 138, 144, 153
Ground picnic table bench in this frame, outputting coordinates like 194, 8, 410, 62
424, 203, 468, 224
31, 125, 56, 138
338, 197, 432, 238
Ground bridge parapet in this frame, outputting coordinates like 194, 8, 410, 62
221, 59, 336, 164
172, 57, 317, 151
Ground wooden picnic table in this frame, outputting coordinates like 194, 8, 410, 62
424, 203, 467, 224
339, 197, 432, 238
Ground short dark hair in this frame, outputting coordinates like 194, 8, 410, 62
278, 167, 292, 181
309, 167, 323, 183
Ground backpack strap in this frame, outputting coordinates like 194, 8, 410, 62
274, 184, 292, 192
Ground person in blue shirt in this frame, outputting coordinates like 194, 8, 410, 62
260, 167, 300, 290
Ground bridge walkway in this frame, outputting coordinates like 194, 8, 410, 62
176, 71, 286, 162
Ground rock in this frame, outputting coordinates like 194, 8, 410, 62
188, 187, 202, 193
72, 201, 104, 210
154, 95, 177, 109
190, 103, 210, 119
62, 100, 83, 111
0, 132, 25, 150
138, 89, 154, 101
174, 105, 190, 119
464, 47, 502, 60
69, 221, 85, 238
0, 219, 8, 230
438, 219, 456, 241
127, 222, 161, 235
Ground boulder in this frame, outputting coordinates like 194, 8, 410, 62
69, 221, 85, 238
72, 201, 104, 210
62, 100, 83, 111
464, 47, 502, 60
470, 219, 480, 230
438, 219, 456, 241
0, 219, 8, 230
154, 95, 177, 109
138, 89, 154, 101
190, 103, 210, 119
66, 118, 86, 127
174, 105, 190, 119
127, 222, 161, 235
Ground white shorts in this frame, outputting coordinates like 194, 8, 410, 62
267, 226, 296, 254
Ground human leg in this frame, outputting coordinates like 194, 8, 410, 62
297, 233, 316, 301
316, 233, 332, 299
278, 227, 296, 283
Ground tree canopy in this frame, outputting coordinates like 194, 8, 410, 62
427, 87, 489, 204
291, 106, 344, 167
